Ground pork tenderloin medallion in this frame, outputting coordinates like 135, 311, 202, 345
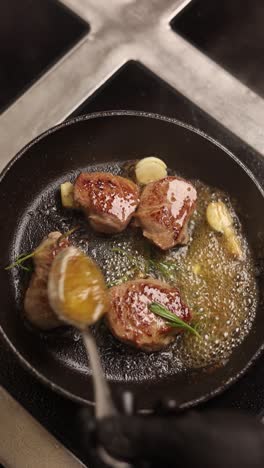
135, 176, 197, 250
107, 278, 191, 351
24, 232, 70, 330
74, 172, 140, 234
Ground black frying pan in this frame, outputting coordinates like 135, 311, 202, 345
1, 111, 264, 411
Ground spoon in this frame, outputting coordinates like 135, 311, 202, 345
48, 246, 130, 466
82, 328, 116, 420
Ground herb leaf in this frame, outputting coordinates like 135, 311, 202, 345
148, 259, 180, 282
111, 246, 180, 284
5, 251, 37, 270
5, 226, 79, 271
111, 247, 135, 263
56, 225, 80, 246
149, 302, 201, 338
107, 274, 132, 288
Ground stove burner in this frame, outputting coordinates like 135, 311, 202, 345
0, 0, 88, 113
172, 0, 264, 98
1, 0, 264, 165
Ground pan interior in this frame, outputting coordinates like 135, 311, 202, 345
1, 113, 264, 409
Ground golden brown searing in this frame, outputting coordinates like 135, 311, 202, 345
135, 176, 197, 250
107, 278, 191, 351
74, 172, 140, 234
24, 232, 70, 330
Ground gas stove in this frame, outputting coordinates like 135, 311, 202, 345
1, 0, 264, 465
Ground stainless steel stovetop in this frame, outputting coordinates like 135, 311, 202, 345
2, 0, 264, 166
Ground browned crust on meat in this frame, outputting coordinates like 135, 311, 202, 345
107, 278, 191, 351
74, 172, 140, 233
24, 232, 70, 330
135, 176, 197, 250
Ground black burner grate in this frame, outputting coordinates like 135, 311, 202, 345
171, 0, 264, 98
0, 0, 89, 113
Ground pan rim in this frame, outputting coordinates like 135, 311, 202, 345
1, 109, 264, 410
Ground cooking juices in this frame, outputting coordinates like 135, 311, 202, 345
18, 160, 257, 378
102, 177, 257, 369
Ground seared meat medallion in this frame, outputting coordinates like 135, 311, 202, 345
24, 232, 70, 329
74, 172, 140, 234
135, 176, 197, 250
108, 279, 191, 351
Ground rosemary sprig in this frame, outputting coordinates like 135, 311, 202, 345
5, 226, 79, 271
107, 274, 132, 288
148, 259, 180, 282
158, 260, 179, 270
111, 247, 135, 263
148, 259, 179, 271
111, 247, 180, 281
5, 250, 39, 271
149, 302, 201, 338
56, 225, 80, 245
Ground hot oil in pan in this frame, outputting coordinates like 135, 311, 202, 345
175, 182, 257, 368
13, 160, 258, 381
84, 168, 257, 372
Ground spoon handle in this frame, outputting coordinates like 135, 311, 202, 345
82, 329, 116, 420
83, 330, 133, 468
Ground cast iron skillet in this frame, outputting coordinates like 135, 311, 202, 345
1, 111, 264, 411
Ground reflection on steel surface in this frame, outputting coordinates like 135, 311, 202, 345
0, 386, 86, 468
0, 0, 264, 170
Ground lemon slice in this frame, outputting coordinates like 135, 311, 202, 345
135, 157, 167, 184
48, 246, 109, 328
